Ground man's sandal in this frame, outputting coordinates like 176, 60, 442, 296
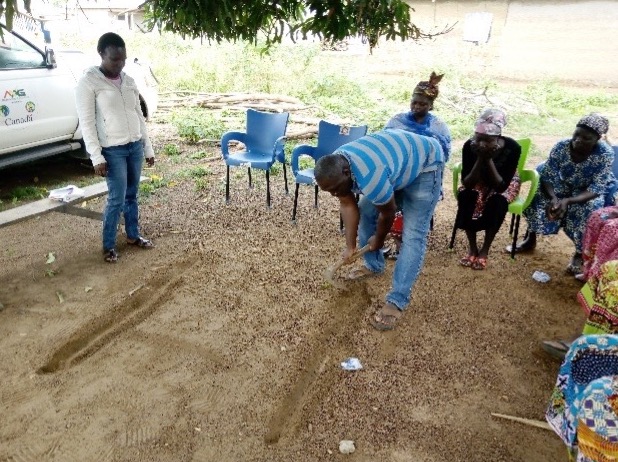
127, 237, 155, 248
104, 249, 119, 263
471, 257, 487, 270
371, 304, 403, 331
459, 255, 477, 268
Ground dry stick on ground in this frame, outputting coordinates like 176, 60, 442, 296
490, 413, 552, 431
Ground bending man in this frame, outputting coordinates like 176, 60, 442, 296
314, 129, 444, 330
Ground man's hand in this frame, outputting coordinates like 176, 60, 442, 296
367, 235, 384, 252
342, 246, 357, 264
145, 157, 155, 167
93, 162, 107, 177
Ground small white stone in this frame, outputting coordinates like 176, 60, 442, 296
339, 440, 355, 454
194, 427, 201, 432
327, 449, 333, 455
280, 346, 287, 352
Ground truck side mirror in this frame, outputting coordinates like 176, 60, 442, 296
45, 47, 57, 69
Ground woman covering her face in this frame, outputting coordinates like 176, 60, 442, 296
454, 108, 521, 270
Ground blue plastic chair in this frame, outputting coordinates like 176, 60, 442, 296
221, 109, 289, 207
290, 121, 367, 222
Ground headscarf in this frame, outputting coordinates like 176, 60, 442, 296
577, 113, 610, 138
413, 71, 444, 102
474, 108, 507, 136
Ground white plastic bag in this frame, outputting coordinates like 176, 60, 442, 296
48, 185, 85, 202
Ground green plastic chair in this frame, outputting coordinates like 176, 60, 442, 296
448, 138, 540, 259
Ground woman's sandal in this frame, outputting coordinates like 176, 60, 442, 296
459, 255, 477, 268
346, 267, 381, 281
104, 249, 118, 263
471, 257, 487, 270
371, 304, 404, 331
541, 339, 572, 361
127, 237, 155, 249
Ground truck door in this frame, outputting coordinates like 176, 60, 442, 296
0, 26, 78, 154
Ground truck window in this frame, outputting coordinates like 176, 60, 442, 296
0, 26, 45, 69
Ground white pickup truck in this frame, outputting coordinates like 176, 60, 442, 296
0, 21, 158, 169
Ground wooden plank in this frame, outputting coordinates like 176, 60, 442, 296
0, 176, 149, 229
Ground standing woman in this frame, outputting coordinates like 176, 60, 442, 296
76, 32, 155, 263
510, 114, 613, 274
455, 109, 521, 270
385, 71, 451, 161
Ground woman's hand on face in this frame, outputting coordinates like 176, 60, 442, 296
93, 162, 107, 177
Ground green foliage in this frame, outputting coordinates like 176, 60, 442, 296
139, 175, 167, 197
8, 186, 46, 201
163, 144, 181, 156
171, 109, 227, 143
141, 0, 439, 52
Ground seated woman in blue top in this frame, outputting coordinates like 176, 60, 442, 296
384, 72, 451, 258
509, 114, 614, 274
385, 71, 451, 162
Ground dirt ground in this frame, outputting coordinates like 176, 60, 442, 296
0, 117, 590, 461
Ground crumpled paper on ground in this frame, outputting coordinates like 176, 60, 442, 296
48, 185, 85, 202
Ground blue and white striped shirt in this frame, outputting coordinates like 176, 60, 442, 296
337, 129, 444, 205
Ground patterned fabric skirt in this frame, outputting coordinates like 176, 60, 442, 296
546, 335, 618, 461
455, 173, 521, 232
469, 173, 521, 219
582, 207, 618, 281
580, 260, 618, 335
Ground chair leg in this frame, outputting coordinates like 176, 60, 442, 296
226, 165, 230, 204
248, 167, 252, 189
448, 222, 457, 250
509, 213, 515, 235
266, 170, 271, 208
511, 215, 521, 260
283, 163, 289, 195
292, 183, 299, 222
314, 185, 319, 208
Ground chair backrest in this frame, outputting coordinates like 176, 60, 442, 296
245, 109, 289, 154
314, 120, 368, 160
516, 138, 531, 174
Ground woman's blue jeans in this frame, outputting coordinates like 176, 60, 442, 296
101, 141, 144, 251
359, 168, 443, 310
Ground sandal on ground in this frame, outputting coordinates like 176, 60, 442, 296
346, 267, 381, 281
459, 255, 477, 268
574, 273, 587, 282
127, 237, 155, 248
104, 249, 118, 263
566, 255, 583, 275
471, 257, 487, 270
541, 339, 572, 361
505, 242, 535, 254
371, 304, 404, 331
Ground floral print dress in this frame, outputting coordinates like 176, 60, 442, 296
523, 139, 614, 252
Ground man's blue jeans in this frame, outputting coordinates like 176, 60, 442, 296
358, 168, 443, 310
101, 141, 144, 251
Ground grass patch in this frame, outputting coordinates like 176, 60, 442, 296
139, 174, 167, 198
162, 144, 181, 156
171, 109, 228, 143
7, 186, 48, 202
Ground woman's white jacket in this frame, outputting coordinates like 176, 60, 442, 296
76, 66, 154, 166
